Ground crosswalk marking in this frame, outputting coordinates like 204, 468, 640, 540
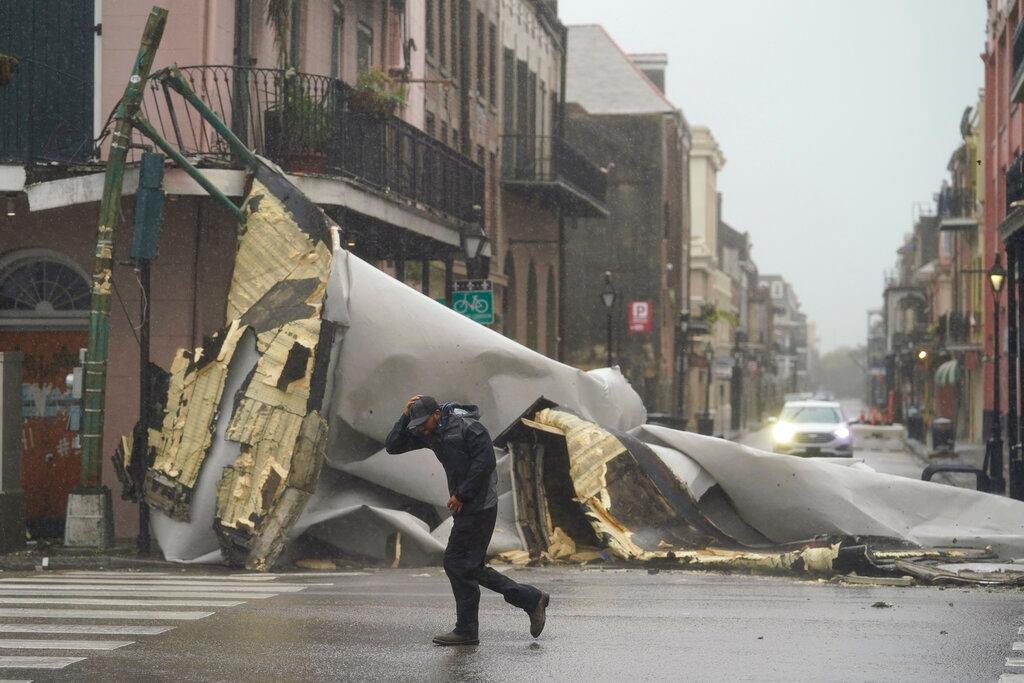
0, 582, 303, 593
0, 597, 244, 608
1014, 642, 1024, 651
0, 639, 133, 651
0, 589, 276, 600
0, 579, 314, 590
67, 572, 281, 582
0, 608, 213, 620
0, 624, 172, 635
1007, 657, 1024, 667
0, 656, 86, 669
0, 571, 320, 674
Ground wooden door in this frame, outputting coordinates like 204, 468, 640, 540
0, 330, 87, 538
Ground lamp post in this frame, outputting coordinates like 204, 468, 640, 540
677, 310, 690, 427
601, 272, 616, 367
988, 253, 1007, 494
461, 218, 488, 280
697, 341, 715, 436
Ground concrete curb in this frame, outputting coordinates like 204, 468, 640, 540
0, 547, 187, 572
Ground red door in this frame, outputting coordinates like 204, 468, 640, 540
0, 330, 86, 538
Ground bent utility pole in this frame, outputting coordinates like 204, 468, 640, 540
67, 6, 168, 548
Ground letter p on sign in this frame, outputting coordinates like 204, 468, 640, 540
628, 301, 652, 333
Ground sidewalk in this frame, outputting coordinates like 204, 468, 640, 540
0, 541, 185, 572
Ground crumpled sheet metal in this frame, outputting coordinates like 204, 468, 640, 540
635, 424, 1024, 558
145, 176, 332, 570
319, 248, 646, 458
143, 157, 648, 569
510, 407, 751, 561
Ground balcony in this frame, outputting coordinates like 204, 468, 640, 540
139, 65, 483, 226
1003, 153, 1024, 241
937, 186, 977, 232
500, 134, 609, 218
1013, 19, 1024, 103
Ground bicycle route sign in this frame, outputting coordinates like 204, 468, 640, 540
452, 279, 494, 325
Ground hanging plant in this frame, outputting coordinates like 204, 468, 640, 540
265, 0, 291, 68
349, 67, 409, 119
0, 53, 19, 87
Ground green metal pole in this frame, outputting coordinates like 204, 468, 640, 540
158, 68, 262, 171
80, 7, 168, 490
131, 116, 247, 223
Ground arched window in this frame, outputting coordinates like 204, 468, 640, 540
0, 250, 90, 327
545, 268, 557, 358
503, 253, 516, 340
526, 261, 538, 350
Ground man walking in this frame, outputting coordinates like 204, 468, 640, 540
386, 395, 549, 646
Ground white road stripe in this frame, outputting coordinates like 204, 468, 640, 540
0, 583, 304, 593
0, 639, 133, 651
1007, 657, 1024, 667
0, 624, 172, 635
0, 598, 243, 608
0, 589, 276, 600
0, 608, 212, 621
0, 579, 316, 590
65, 572, 279, 582
1014, 642, 1024, 651
0, 656, 85, 669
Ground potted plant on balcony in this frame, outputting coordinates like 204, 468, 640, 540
0, 53, 18, 87
264, 76, 334, 174
348, 66, 408, 119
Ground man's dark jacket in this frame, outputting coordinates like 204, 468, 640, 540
384, 402, 498, 515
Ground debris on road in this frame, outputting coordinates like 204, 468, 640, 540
122, 112, 1024, 583
871, 601, 893, 608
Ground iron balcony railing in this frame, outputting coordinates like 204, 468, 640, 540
1008, 153, 1024, 213
937, 186, 975, 219
500, 134, 607, 204
139, 65, 483, 224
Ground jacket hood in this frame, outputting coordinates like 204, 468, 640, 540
440, 402, 480, 421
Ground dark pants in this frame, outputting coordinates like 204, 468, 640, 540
443, 505, 541, 635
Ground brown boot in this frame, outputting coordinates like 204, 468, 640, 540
432, 630, 479, 646
529, 592, 550, 638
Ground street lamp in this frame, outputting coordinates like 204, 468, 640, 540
698, 341, 714, 436
601, 272, 616, 367
677, 310, 691, 427
988, 252, 1007, 494
461, 219, 488, 279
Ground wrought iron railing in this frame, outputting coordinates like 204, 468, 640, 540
139, 65, 483, 224
500, 134, 607, 203
1008, 153, 1024, 213
937, 186, 976, 219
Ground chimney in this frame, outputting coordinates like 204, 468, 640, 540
628, 53, 668, 94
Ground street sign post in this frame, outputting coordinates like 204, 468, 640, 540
628, 301, 653, 333
452, 279, 494, 325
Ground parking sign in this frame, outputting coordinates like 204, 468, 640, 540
628, 301, 652, 333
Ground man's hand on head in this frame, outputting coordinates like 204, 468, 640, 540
404, 395, 422, 416
447, 495, 463, 513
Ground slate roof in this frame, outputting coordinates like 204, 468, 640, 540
566, 25, 677, 115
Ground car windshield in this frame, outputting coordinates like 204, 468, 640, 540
780, 407, 842, 424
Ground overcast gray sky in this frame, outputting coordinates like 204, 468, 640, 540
559, 0, 985, 353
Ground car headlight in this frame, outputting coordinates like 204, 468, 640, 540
834, 425, 851, 440
772, 422, 796, 444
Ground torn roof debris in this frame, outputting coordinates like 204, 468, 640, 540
126, 156, 1024, 586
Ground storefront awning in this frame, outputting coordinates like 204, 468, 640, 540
935, 359, 961, 386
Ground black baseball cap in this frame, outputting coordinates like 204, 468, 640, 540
407, 396, 440, 429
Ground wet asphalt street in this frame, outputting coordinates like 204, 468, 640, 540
2, 567, 1017, 682
0, 432, 1013, 681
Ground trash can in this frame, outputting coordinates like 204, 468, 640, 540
932, 417, 955, 453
